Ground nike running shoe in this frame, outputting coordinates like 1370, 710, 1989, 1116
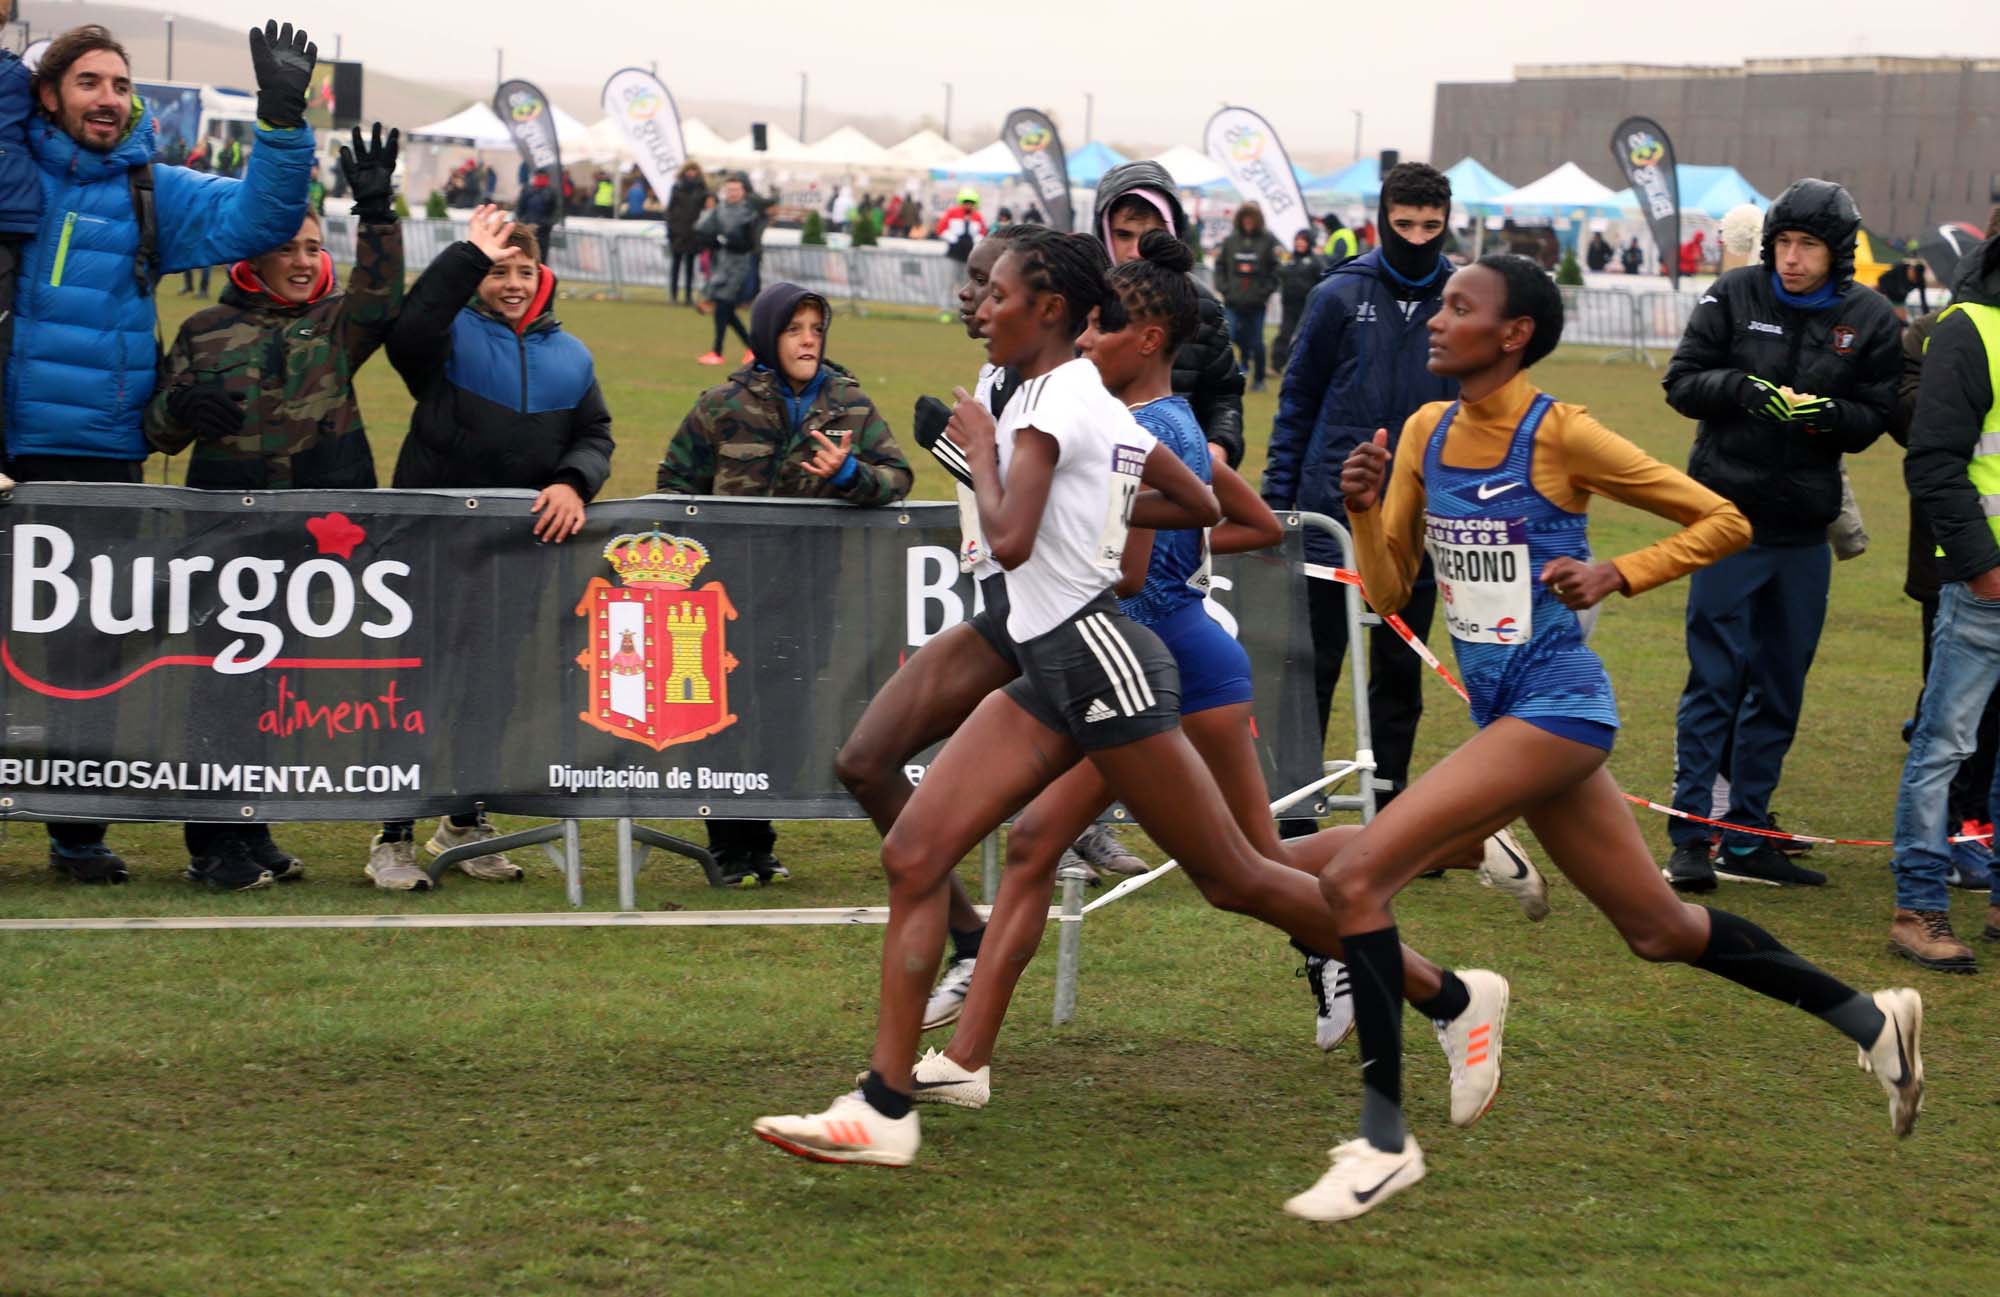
909, 1048, 990, 1109
1476, 828, 1550, 920
753, 1090, 918, 1166
1300, 954, 1354, 1051
1857, 988, 1924, 1137
1283, 1136, 1426, 1222
1435, 969, 1508, 1127
923, 957, 977, 1031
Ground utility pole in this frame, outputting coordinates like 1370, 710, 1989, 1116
1084, 93, 1094, 144
164, 15, 174, 80
942, 82, 953, 145
798, 72, 807, 142
1351, 110, 1362, 164
496, 48, 504, 86
334, 33, 342, 60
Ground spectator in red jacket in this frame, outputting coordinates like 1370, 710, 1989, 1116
1679, 229, 1707, 277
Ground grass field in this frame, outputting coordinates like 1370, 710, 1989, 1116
4, 285, 1997, 1296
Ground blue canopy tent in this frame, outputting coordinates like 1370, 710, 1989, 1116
1608, 164, 1770, 219
1066, 140, 1131, 187
1302, 156, 1380, 202
1442, 157, 1514, 208
928, 139, 1021, 182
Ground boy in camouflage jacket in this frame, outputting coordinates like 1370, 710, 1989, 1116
658, 282, 912, 505
657, 282, 912, 884
146, 125, 403, 493
142, 126, 403, 894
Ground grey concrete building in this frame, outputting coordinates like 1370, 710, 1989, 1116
1432, 58, 2000, 237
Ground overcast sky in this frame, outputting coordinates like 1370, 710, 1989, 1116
174, 0, 1994, 159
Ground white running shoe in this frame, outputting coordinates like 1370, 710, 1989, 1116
364, 835, 432, 892
427, 818, 523, 882
1857, 987, 1924, 1137
1435, 969, 1508, 1127
910, 1048, 990, 1109
1283, 1136, 1426, 1222
753, 1090, 919, 1167
923, 957, 977, 1031
1302, 955, 1354, 1051
1072, 823, 1149, 877
1477, 828, 1550, 921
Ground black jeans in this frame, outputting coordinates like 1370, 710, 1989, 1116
1279, 573, 1438, 836
2, 455, 145, 850
669, 249, 697, 302
711, 303, 750, 354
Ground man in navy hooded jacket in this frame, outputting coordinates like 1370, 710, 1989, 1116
3, 21, 316, 884
1660, 179, 1899, 892
1262, 162, 1456, 834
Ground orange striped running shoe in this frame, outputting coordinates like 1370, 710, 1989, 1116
753, 1090, 918, 1167
1434, 969, 1509, 1127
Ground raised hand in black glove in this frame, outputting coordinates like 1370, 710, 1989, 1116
339, 123, 400, 223
248, 20, 317, 130
167, 384, 246, 442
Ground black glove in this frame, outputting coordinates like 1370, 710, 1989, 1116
912, 394, 973, 488
167, 384, 246, 442
248, 20, 317, 129
1736, 374, 1793, 424
339, 123, 400, 223
1789, 392, 1839, 433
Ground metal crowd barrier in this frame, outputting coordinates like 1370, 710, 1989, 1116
321, 216, 1707, 357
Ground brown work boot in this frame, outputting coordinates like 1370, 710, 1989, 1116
1985, 904, 2000, 942
1888, 908, 1978, 974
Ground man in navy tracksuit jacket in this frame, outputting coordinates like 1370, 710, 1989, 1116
1261, 162, 1456, 833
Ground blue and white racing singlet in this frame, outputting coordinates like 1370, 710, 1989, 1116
1420, 393, 1619, 732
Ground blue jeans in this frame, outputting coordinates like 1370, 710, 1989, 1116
1225, 305, 1267, 383
1670, 542, 1831, 849
1892, 581, 2000, 910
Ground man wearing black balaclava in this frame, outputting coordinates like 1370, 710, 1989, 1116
1261, 162, 1461, 1048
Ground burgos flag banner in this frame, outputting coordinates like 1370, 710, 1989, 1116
602, 68, 687, 207
1001, 109, 1073, 233
1204, 107, 1310, 248
496, 79, 565, 214
0, 487, 1322, 824
1610, 116, 1681, 287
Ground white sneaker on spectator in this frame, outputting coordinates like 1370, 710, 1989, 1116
427, 817, 522, 882
365, 835, 432, 892
1072, 823, 1148, 877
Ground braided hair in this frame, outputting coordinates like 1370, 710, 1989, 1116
1001, 226, 1112, 338
1102, 228, 1199, 349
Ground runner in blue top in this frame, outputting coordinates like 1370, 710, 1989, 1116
1289, 254, 1924, 1225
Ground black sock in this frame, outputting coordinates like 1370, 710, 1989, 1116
861, 1069, 912, 1119
950, 925, 985, 962
448, 812, 481, 829
1411, 969, 1470, 1024
1694, 908, 1886, 1047
380, 821, 414, 843
1342, 926, 1407, 1153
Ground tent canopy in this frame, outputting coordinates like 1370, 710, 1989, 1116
1442, 157, 1513, 205
1485, 162, 1622, 219
1608, 163, 1770, 220
408, 101, 592, 152
1066, 140, 1130, 187
1304, 156, 1379, 200
721, 123, 812, 164
801, 125, 893, 169
930, 139, 1018, 181
682, 119, 733, 163
887, 129, 963, 169
1148, 144, 1227, 190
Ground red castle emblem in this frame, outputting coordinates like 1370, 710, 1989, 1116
574, 530, 738, 751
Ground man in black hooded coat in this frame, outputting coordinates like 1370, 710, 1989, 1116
1092, 161, 1246, 467
1660, 178, 1900, 892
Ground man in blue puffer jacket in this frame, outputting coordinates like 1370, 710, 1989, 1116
1261, 162, 1455, 835
2, 21, 316, 885
0, 0, 42, 450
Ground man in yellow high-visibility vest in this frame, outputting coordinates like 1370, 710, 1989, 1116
1893, 228, 2000, 971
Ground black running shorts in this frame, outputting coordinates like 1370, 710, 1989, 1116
1003, 594, 1182, 751
965, 573, 1020, 672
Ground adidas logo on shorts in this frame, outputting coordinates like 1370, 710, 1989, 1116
1083, 698, 1118, 724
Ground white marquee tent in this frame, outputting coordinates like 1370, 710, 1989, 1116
408, 100, 593, 152
801, 125, 894, 170
1486, 161, 1623, 220
1147, 144, 1227, 191
886, 129, 963, 169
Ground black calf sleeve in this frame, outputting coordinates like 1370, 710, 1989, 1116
1694, 909, 1885, 1047
1342, 926, 1408, 1153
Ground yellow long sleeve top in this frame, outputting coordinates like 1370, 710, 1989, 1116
1348, 372, 1751, 615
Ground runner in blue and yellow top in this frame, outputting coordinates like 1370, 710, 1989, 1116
1287, 253, 1926, 1225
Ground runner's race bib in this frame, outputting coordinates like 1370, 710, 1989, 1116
1426, 514, 1532, 645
